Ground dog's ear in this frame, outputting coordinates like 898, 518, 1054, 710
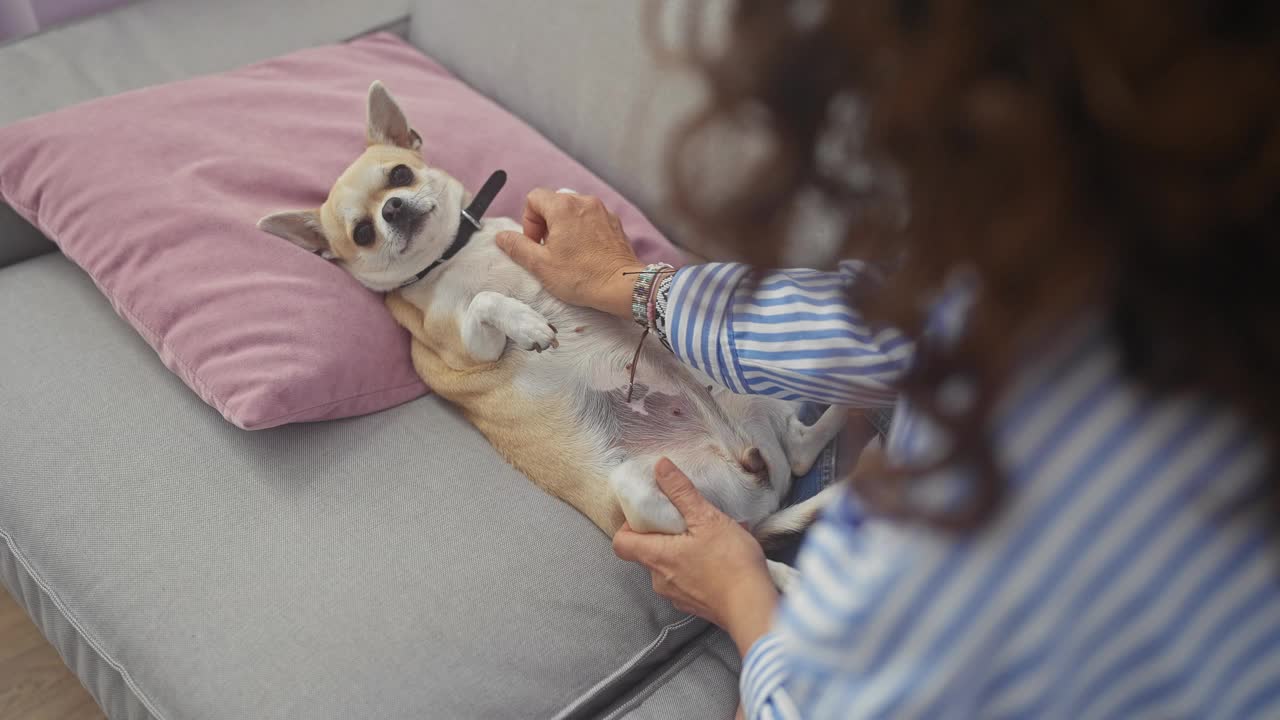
257, 210, 335, 259
366, 81, 423, 151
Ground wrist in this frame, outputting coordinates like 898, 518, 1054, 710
722, 572, 779, 657
600, 262, 647, 319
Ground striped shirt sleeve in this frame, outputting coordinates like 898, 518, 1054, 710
738, 316, 1279, 718
742, 633, 804, 720
664, 261, 911, 406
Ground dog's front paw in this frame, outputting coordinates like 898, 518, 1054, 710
507, 310, 559, 353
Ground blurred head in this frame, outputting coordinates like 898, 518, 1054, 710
666, 0, 1280, 528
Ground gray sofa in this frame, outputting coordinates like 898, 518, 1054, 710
0, 2, 742, 718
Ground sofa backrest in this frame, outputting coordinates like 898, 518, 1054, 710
407, 0, 711, 253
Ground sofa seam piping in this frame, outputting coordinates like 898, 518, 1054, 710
601, 634, 712, 720
0, 523, 167, 720
552, 614, 703, 719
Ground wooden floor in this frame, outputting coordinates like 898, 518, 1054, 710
0, 586, 104, 720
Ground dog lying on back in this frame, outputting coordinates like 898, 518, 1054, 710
258, 82, 847, 587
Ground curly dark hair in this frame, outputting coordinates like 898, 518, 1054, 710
659, 0, 1280, 530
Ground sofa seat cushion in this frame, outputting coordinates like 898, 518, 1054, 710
0, 254, 708, 719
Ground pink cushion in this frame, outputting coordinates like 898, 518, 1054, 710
0, 33, 680, 430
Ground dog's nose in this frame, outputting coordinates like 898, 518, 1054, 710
382, 196, 405, 224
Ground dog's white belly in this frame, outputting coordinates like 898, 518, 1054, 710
512, 297, 797, 522
427, 229, 801, 524
512, 302, 712, 452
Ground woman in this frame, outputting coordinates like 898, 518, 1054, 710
498, 1, 1279, 717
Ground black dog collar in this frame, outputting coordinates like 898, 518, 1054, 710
399, 169, 507, 288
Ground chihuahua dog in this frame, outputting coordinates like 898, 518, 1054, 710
259, 82, 847, 587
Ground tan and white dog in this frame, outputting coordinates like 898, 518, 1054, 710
258, 82, 847, 587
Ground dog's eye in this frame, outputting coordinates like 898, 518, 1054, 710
389, 164, 415, 187
353, 220, 376, 247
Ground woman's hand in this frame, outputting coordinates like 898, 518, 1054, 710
613, 459, 780, 656
495, 189, 645, 319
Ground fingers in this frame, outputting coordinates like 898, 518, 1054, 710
606, 209, 624, 236
653, 458, 714, 523
524, 187, 612, 221
519, 187, 561, 242
495, 230, 550, 272
612, 524, 659, 563
521, 202, 548, 242
522, 187, 563, 223
519, 187, 626, 248
520, 187, 579, 243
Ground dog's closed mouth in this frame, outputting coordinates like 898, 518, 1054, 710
401, 209, 433, 253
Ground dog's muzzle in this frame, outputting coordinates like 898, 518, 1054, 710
382, 196, 417, 227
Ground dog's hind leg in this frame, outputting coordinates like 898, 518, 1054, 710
766, 560, 800, 593
611, 456, 805, 593
608, 456, 687, 534
783, 405, 850, 476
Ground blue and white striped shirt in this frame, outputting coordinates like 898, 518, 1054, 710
666, 261, 1279, 719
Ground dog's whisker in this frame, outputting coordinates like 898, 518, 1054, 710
410, 185, 439, 204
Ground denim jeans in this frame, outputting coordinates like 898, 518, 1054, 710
772, 405, 890, 564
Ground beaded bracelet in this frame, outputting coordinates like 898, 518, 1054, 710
630, 263, 674, 331
651, 273, 675, 349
